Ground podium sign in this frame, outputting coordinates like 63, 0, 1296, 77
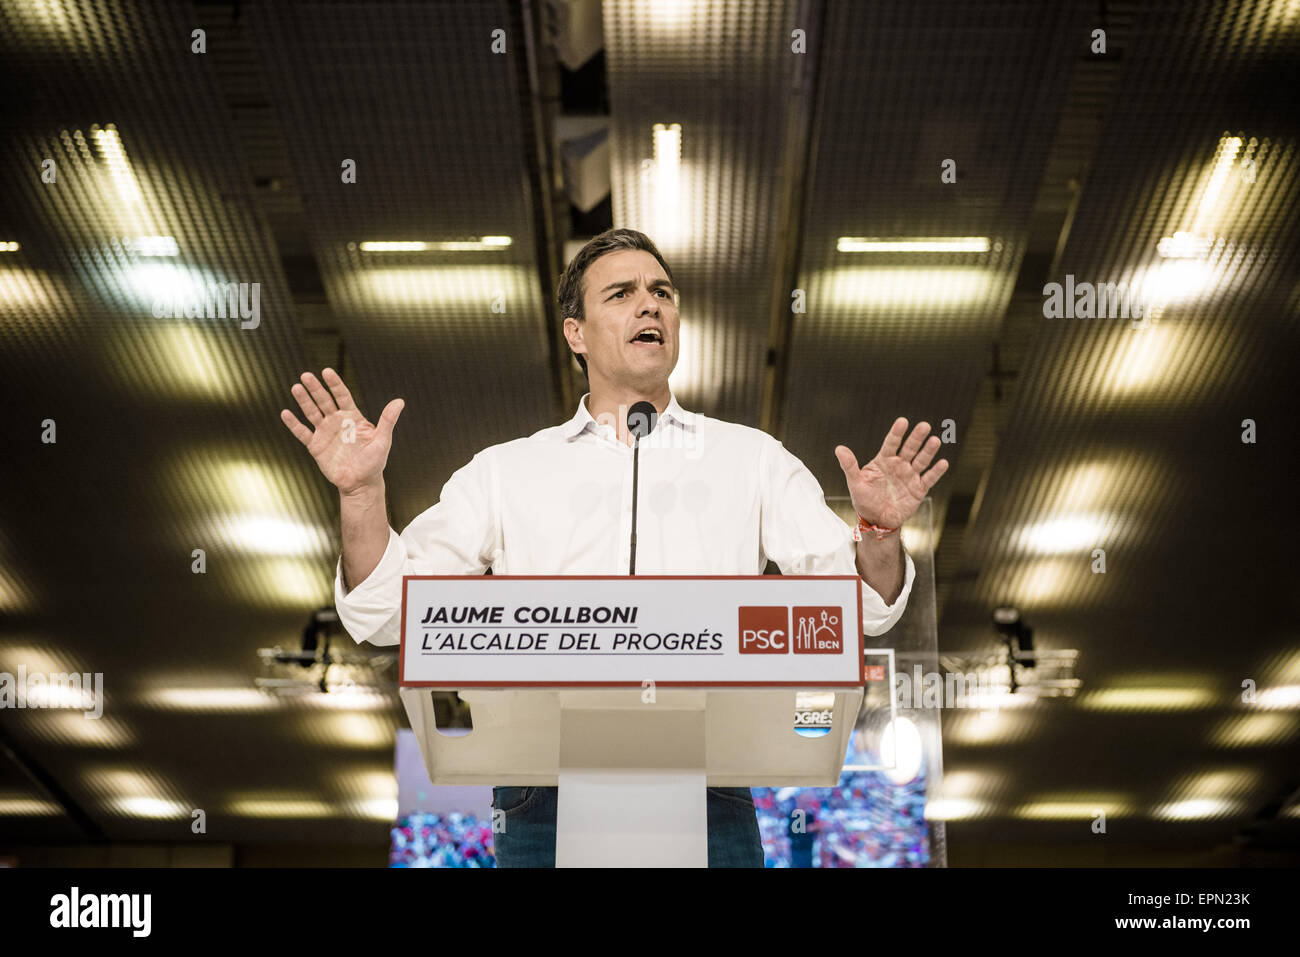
400, 574, 864, 688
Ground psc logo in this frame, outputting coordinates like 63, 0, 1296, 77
738, 606, 788, 653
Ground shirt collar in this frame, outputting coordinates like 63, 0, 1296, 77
561, 392, 696, 441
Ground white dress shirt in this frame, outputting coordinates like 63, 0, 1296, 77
335, 393, 916, 647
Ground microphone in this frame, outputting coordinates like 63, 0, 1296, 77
626, 401, 658, 575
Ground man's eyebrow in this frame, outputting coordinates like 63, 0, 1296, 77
599, 278, 676, 294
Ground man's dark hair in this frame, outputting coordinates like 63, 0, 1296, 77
556, 227, 677, 378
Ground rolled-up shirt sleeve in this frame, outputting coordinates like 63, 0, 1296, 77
758, 434, 915, 637
334, 449, 501, 647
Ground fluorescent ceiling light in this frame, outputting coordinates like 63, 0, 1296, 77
1152, 798, 1239, 821
1013, 514, 1111, 555
0, 268, 55, 312
944, 710, 1034, 746
226, 796, 335, 818
126, 262, 209, 308
1135, 258, 1221, 304
349, 265, 535, 310
106, 796, 188, 819
1145, 134, 1245, 319
1192, 135, 1243, 232
924, 798, 986, 821
111, 323, 238, 401
837, 237, 990, 253
1156, 230, 1212, 259
1209, 713, 1299, 747
359, 242, 428, 252
20, 683, 97, 710
1255, 684, 1300, 709
653, 122, 681, 241
137, 684, 391, 713
293, 713, 393, 747
130, 235, 179, 257
653, 123, 681, 168
232, 557, 331, 609
1016, 799, 1133, 820
358, 237, 513, 252
354, 797, 399, 821
1103, 320, 1179, 395
219, 515, 332, 557
92, 125, 142, 203
138, 687, 279, 712
26, 712, 134, 748
0, 797, 62, 816
818, 266, 1002, 314
1079, 686, 1217, 712
0, 241, 19, 252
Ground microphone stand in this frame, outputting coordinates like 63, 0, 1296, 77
629, 432, 641, 575
626, 400, 657, 575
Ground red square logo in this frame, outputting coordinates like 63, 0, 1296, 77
738, 606, 789, 654
864, 665, 885, 681
792, 606, 844, 654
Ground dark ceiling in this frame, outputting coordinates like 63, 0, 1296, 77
1, 0, 1297, 855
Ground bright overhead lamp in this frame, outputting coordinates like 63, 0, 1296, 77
1078, 686, 1217, 712
1156, 230, 1212, 259
106, 796, 188, 819
0, 241, 19, 252
92, 125, 142, 203
837, 237, 990, 253
1013, 514, 1110, 555
0, 797, 61, 816
226, 796, 334, 818
924, 798, 986, 821
138, 687, 278, 712
1210, 713, 1299, 747
129, 235, 179, 257
653, 122, 681, 241
221, 515, 331, 557
1016, 798, 1133, 820
1152, 798, 1239, 821
818, 265, 1001, 314
653, 123, 681, 168
1144, 134, 1246, 320
1191, 135, 1243, 232
1255, 684, 1300, 709
357, 237, 513, 252
359, 242, 428, 252
423, 238, 513, 251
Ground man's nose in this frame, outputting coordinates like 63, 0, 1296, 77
635, 290, 660, 314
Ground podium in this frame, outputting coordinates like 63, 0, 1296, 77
397, 574, 867, 867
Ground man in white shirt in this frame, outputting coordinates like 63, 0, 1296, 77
280, 227, 948, 867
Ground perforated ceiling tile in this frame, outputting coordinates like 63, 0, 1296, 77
247, 0, 557, 524
1, 0, 1297, 848
604, 0, 800, 423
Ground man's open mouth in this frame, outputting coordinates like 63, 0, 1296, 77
630, 329, 664, 345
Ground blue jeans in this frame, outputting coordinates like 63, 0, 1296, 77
492, 785, 763, 867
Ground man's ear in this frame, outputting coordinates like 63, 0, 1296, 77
562, 316, 586, 356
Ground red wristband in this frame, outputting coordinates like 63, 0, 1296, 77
853, 514, 898, 542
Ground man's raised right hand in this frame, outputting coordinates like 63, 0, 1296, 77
280, 368, 404, 496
